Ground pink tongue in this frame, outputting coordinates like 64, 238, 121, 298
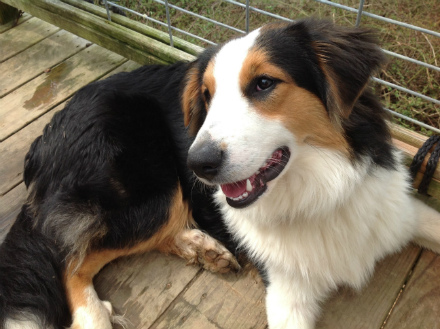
221, 179, 247, 198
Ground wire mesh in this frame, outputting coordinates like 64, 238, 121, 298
98, 0, 439, 134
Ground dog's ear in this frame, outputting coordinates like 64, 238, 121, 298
308, 20, 386, 125
181, 64, 205, 136
182, 47, 218, 136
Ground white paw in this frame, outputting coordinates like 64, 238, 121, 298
176, 229, 240, 273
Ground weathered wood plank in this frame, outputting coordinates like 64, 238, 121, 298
0, 29, 89, 97
149, 246, 420, 329
0, 44, 126, 142
391, 124, 428, 150
0, 12, 31, 33
0, 183, 26, 243
150, 268, 267, 329
33, 0, 194, 62
0, 17, 60, 62
0, 104, 62, 196
62, 0, 204, 56
1, 0, 194, 65
317, 245, 420, 329
384, 250, 440, 329
95, 253, 201, 329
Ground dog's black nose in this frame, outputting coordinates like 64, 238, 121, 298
187, 141, 223, 181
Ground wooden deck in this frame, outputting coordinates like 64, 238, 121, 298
0, 17, 439, 329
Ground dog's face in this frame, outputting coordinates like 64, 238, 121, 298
184, 19, 385, 209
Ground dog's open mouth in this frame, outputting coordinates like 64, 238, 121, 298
220, 147, 290, 208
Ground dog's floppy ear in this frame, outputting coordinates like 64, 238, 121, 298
181, 64, 204, 136
308, 20, 386, 125
181, 47, 218, 136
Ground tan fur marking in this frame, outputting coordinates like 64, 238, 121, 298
202, 61, 216, 110
239, 49, 348, 152
65, 186, 192, 312
239, 49, 290, 93
257, 83, 349, 152
182, 66, 200, 129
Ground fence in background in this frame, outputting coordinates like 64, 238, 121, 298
101, 0, 440, 133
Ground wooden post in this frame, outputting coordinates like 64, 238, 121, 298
0, 2, 19, 25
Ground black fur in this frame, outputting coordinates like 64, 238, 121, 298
0, 61, 235, 328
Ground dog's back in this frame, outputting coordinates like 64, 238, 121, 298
0, 63, 237, 328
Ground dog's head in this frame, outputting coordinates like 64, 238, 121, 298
183, 19, 386, 209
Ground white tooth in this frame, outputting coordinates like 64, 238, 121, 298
246, 179, 253, 192
238, 196, 243, 200
243, 192, 248, 198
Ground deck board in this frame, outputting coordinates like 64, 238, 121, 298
317, 245, 420, 329
0, 17, 59, 62
0, 29, 89, 97
0, 16, 439, 329
150, 269, 267, 329
95, 253, 201, 329
0, 183, 26, 243
384, 250, 440, 329
0, 12, 31, 33
0, 44, 126, 142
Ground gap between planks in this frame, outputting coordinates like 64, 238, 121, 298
379, 248, 423, 329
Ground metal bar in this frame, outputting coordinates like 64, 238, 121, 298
385, 108, 440, 134
102, 0, 111, 21
355, 0, 365, 27
170, 25, 217, 45
223, 0, 293, 22
313, 0, 440, 38
153, 0, 245, 34
245, 0, 250, 33
107, 2, 217, 45
164, 0, 173, 47
383, 50, 440, 73
373, 78, 440, 105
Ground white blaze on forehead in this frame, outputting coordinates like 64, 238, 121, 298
201, 28, 261, 129
213, 28, 261, 90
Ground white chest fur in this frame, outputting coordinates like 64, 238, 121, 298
215, 147, 418, 328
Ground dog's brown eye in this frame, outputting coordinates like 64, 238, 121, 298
256, 77, 274, 91
203, 89, 211, 103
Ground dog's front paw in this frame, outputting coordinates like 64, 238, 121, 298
173, 229, 240, 273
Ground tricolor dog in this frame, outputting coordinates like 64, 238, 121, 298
185, 19, 440, 328
1, 18, 440, 329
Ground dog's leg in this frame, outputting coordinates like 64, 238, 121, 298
265, 271, 328, 329
65, 250, 122, 329
160, 228, 240, 273
413, 198, 440, 254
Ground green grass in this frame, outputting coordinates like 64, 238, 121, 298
117, 0, 440, 134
